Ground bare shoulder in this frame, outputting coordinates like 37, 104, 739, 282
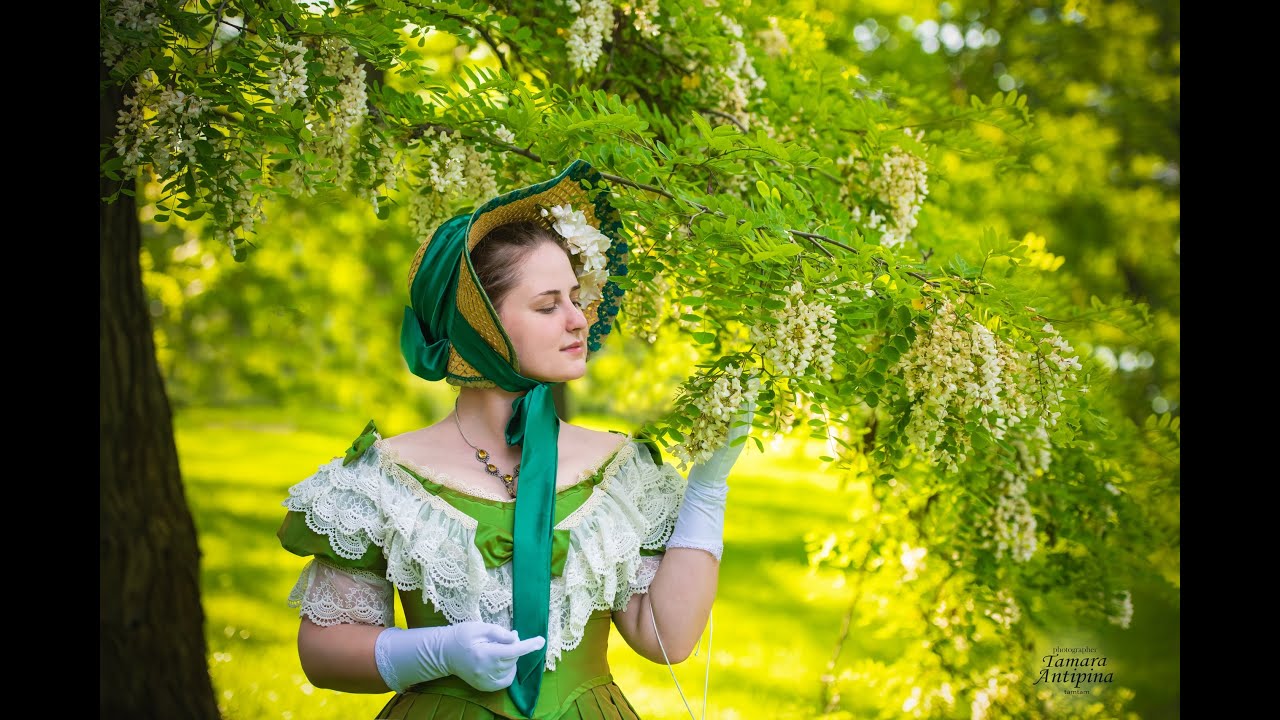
560, 420, 629, 448
559, 423, 630, 461
381, 421, 454, 457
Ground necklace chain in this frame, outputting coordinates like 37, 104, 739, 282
453, 399, 519, 498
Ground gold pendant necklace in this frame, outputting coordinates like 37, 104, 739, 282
454, 399, 519, 498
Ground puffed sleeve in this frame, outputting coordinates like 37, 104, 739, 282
277, 420, 394, 627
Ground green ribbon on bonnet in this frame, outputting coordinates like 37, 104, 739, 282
399, 211, 561, 719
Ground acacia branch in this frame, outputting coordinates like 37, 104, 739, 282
402, 135, 938, 286
204, 0, 231, 55
442, 12, 512, 76
700, 108, 749, 134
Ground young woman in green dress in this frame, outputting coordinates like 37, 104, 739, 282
278, 160, 753, 719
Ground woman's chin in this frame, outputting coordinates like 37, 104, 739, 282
529, 361, 588, 384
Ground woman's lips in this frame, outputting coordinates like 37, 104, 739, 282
561, 342, 584, 354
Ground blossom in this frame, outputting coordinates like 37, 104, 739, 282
756, 17, 792, 57
268, 40, 310, 107
978, 469, 1038, 562
407, 129, 498, 240
749, 281, 838, 380
671, 366, 761, 468
564, 0, 614, 72
1108, 590, 1133, 629
627, 0, 662, 38
541, 204, 613, 302
891, 299, 1080, 472
868, 143, 930, 248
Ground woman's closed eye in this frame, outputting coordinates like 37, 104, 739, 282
538, 299, 584, 313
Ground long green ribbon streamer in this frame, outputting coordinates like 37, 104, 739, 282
399, 213, 559, 718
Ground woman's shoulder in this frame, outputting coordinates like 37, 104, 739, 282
378, 420, 449, 456
557, 422, 633, 469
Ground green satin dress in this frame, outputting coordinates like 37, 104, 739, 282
278, 423, 671, 720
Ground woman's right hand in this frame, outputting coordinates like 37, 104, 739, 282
375, 621, 546, 693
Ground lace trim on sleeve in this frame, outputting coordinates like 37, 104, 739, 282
287, 558, 395, 627
281, 444, 495, 628
543, 443, 685, 669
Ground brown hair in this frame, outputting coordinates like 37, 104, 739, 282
471, 221, 572, 310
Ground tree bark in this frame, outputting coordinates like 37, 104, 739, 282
100, 60, 220, 720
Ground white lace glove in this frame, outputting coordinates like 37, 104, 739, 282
667, 397, 756, 561
374, 622, 546, 693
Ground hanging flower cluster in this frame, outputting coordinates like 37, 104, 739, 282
564, 0, 614, 71
749, 281, 838, 380
1108, 590, 1134, 629
841, 132, 930, 248
712, 13, 768, 125
268, 39, 310, 107
627, 0, 662, 37
892, 300, 1082, 472
102, 0, 161, 71
406, 130, 497, 241
671, 365, 761, 468
978, 469, 1038, 563
756, 16, 792, 57
114, 74, 211, 179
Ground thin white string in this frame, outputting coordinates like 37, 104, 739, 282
648, 600, 713, 720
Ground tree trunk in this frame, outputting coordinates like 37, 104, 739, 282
100, 60, 220, 720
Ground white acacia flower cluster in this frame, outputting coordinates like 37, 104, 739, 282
359, 131, 406, 215
114, 75, 212, 179
627, 0, 662, 37
102, 0, 161, 70
671, 365, 760, 468
268, 40, 310, 107
316, 38, 370, 186
983, 588, 1022, 629
407, 130, 497, 241
564, 0, 615, 72
867, 144, 929, 248
278, 38, 370, 196
1032, 321, 1084, 427
713, 14, 767, 122
756, 17, 792, 57
893, 300, 1035, 471
1108, 590, 1133, 629
978, 469, 1038, 563
208, 155, 267, 251
749, 281, 838, 380
541, 204, 612, 303
840, 132, 929, 248
1010, 423, 1053, 474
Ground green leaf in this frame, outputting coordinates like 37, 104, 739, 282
691, 331, 716, 344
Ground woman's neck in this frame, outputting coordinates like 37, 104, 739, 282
453, 386, 526, 450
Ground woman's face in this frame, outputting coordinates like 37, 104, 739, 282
496, 241, 589, 383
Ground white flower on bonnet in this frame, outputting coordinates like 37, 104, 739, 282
541, 204, 612, 303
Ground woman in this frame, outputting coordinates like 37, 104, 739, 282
277, 160, 753, 719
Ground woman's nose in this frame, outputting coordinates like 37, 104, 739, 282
567, 303, 588, 330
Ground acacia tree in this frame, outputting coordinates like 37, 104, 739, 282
101, 1, 1173, 717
